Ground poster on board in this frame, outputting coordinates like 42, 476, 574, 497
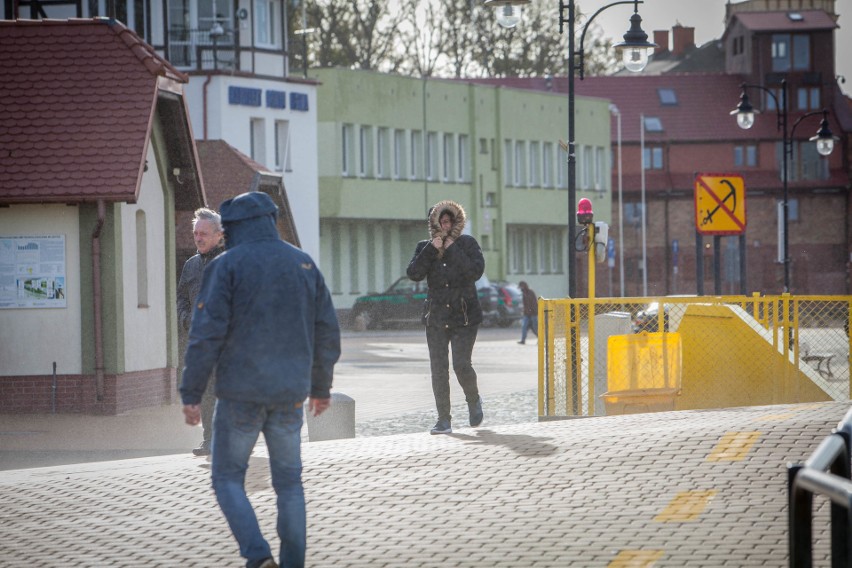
0, 235, 67, 309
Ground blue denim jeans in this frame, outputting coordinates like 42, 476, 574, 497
211, 399, 306, 568
521, 315, 538, 343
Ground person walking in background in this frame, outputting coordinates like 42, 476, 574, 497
407, 200, 485, 435
181, 191, 341, 568
518, 281, 539, 345
177, 207, 225, 456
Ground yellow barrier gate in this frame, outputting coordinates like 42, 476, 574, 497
537, 295, 852, 419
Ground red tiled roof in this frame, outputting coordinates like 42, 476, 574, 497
731, 10, 837, 33
195, 140, 271, 212
468, 73, 842, 145
0, 18, 189, 204
189, 140, 299, 247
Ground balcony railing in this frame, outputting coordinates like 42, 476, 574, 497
168, 27, 237, 71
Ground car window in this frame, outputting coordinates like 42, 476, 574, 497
389, 277, 416, 294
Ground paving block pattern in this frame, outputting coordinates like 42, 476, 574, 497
1, 401, 848, 567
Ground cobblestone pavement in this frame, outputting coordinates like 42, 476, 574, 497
1, 401, 849, 567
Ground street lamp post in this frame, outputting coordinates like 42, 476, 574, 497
730, 79, 838, 293
484, 0, 655, 298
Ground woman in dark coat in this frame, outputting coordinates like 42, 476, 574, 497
407, 200, 485, 434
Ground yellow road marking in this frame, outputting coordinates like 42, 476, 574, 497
654, 490, 717, 522
608, 550, 665, 567
707, 431, 761, 461
754, 403, 826, 422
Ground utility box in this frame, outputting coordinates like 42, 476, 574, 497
594, 311, 634, 415
602, 332, 682, 415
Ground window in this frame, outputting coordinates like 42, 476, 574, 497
776, 141, 829, 182
503, 139, 513, 184
393, 129, 406, 179
797, 87, 820, 111
528, 142, 540, 187
595, 147, 605, 190
254, 0, 281, 47
624, 202, 645, 228
442, 133, 454, 181
551, 230, 563, 273
479, 137, 488, 154
772, 34, 809, 72
542, 142, 553, 188
792, 34, 810, 70
776, 199, 800, 262
514, 141, 526, 187
765, 87, 783, 111
341, 123, 353, 176
359, 125, 372, 177
136, 210, 148, 308
524, 231, 536, 273
643, 146, 663, 170
409, 130, 422, 180
734, 144, 757, 167
557, 144, 568, 189
457, 134, 469, 182
581, 145, 593, 189
658, 88, 677, 105
376, 128, 389, 178
250, 118, 266, 165
732, 36, 744, 56
426, 132, 438, 180
274, 120, 291, 172
643, 117, 663, 132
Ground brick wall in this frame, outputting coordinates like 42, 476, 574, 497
0, 368, 177, 415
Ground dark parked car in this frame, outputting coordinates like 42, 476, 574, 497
489, 282, 523, 328
350, 276, 500, 331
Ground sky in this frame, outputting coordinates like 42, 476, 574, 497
589, 0, 851, 96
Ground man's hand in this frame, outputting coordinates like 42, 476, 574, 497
183, 404, 201, 426
431, 237, 443, 250
308, 397, 331, 417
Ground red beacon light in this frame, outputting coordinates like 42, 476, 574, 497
577, 198, 594, 225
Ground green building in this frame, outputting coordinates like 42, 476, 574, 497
312, 68, 612, 312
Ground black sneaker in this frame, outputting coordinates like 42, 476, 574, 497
192, 440, 211, 456
469, 397, 483, 428
430, 419, 452, 435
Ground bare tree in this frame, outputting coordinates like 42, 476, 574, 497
301, 0, 618, 78
304, 0, 404, 71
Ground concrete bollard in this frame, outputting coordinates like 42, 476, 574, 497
305, 392, 355, 442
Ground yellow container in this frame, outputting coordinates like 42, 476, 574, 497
602, 332, 682, 415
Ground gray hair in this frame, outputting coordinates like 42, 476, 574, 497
192, 208, 222, 232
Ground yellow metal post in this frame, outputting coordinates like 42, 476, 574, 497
587, 223, 596, 415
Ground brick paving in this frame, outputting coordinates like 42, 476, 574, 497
1, 400, 848, 567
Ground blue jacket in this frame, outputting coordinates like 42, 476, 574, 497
179, 192, 340, 406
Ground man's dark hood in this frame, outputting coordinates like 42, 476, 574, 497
220, 191, 279, 249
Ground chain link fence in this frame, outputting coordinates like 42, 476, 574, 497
538, 295, 851, 418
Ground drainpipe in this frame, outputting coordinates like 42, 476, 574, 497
202, 74, 213, 140
92, 200, 106, 401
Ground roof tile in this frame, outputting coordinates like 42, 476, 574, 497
0, 18, 187, 204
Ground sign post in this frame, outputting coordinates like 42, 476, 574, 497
694, 173, 747, 294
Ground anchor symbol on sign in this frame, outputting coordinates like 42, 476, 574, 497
700, 179, 737, 226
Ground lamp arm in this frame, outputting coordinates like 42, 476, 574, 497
742, 81, 785, 133
564, 0, 642, 79
789, 109, 827, 140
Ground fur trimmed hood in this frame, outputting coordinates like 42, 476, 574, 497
428, 200, 466, 240
428, 200, 467, 259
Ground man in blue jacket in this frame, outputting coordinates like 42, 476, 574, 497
180, 191, 340, 568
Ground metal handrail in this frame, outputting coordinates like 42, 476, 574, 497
788, 406, 852, 567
